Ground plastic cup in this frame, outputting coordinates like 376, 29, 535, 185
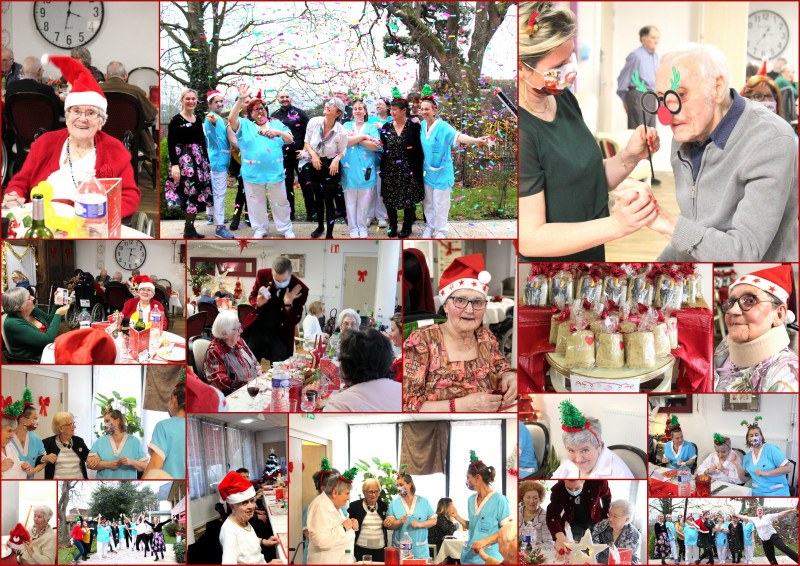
288, 399, 298, 412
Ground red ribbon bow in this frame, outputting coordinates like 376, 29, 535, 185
357, 270, 367, 282
607, 265, 626, 278
556, 308, 571, 322
0, 396, 11, 411
440, 242, 461, 256
39, 396, 50, 416
582, 298, 592, 310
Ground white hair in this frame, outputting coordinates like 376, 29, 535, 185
32, 505, 54, 522
211, 309, 239, 339
660, 43, 731, 94
338, 308, 360, 329
362, 477, 381, 494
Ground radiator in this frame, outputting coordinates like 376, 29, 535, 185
601, 407, 646, 447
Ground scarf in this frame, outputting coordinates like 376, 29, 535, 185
31, 523, 51, 542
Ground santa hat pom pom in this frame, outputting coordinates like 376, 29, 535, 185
786, 311, 796, 325
41, 54, 50, 66
478, 271, 491, 285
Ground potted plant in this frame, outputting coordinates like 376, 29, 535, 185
94, 392, 144, 439
188, 261, 215, 297
353, 458, 409, 506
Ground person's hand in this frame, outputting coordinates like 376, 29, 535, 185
625, 124, 661, 161
21, 462, 32, 474
448, 503, 458, 517
329, 159, 340, 175
383, 516, 395, 528
399, 514, 408, 525
754, 469, 765, 477
55, 305, 70, 316
118, 457, 132, 466
409, 521, 420, 529
261, 535, 278, 546
2, 191, 25, 209
256, 286, 269, 308
475, 135, 492, 145
284, 284, 303, 305
23, 541, 33, 554
645, 206, 676, 238
610, 187, 657, 236
311, 152, 322, 170
471, 536, 491, 551
707, 465, 717, 473
677, 460, 684, 466
43, 453, 57, 464
729, 451, 739, 465
2, 458, 13, 472
170, 165, 180, 182
206, 113, 218, 125
236, 83, 250, 99
343, 518, 355, 531
460, 392, 502, 412
554, 532, 567, 553
107, 459, 121, 470
87, 455, 101, 468
500, 372, 516, 406
255, 510, 267, 522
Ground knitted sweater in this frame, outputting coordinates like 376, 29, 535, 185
658, 90, 797, 261
4, 307, 62, 361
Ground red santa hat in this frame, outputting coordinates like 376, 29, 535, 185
206, 90, 224, 105
437, 254, 491, 303
729, 265, 795, 324
41, 54, 106, 113
133, 276, 155, 291
7, 523, 31, 551
757, 56, 768, 77
218, 470, 256, 505
54, 328, 118, 364
186, 367, 226, 412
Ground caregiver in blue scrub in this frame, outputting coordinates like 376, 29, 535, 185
737, 418, 791, 496
341, 99, 382, 238
661, 418, 697, 470
87, 407, 148, 479
451, 451, 512, 564
385, 473, 437, 559
143, 380, 186, 479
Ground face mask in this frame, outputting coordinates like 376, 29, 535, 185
274, 278, 290, 289
750, 436, 762, 448
566, 487, 583, 497
523, 55, 578, 95
397, 486, 408, 497
104, 423, 117, 435
760, 100, 777, 113
465, 479, 476, 491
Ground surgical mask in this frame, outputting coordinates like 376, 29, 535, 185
760, 100, 777, 114
750, 436, 762, 448
523, 55, 578, 95
274, 278, 290, 289
104, 423, 117, 435
397, 486, 409, 497
566, 487, 583, 497
465, 479, 476, 491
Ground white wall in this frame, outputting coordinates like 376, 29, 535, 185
3, 2, 158, 77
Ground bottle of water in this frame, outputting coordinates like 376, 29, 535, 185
521, 523, 535, 555
74, 171, 108, 238
271, 367, 290, 412
339, 549, 354, 564
149, 305, 163, 345
399, 532, 413, 561
328, 333, 341, 358
79, 308, 91, 330
677, 463, 691, 497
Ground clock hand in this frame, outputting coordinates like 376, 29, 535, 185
65, 1, 73, 29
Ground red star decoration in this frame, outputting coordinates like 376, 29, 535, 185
471, 281, 478, 287
458, 280, 465, 285
753, 278, 760, 283
238, 239, 250, 253
769, 286, 776, 292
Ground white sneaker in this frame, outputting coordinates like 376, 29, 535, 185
421, 227, 433, 238
378, 219, 387, 228
359, 227, 368, 238
349, 230, 359, 239
253, 229, 267, 239
284, 230, 295, 239
434, 232, 448, 239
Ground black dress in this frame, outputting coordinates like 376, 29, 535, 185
427, 513, 457, 551
728, 521, 744, 553
379, 120, 424, 209
652, 522, 670, 559
164, 114, 212, 215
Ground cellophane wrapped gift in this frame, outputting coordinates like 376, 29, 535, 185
549, 267, 574, 306
556, 299, 583, 354
595, 317, 624, 369
627, 309, 657, 368
577, 268, 603, 304
602, 267, 628, 305
550, 297, 568, 345
526, 273, 549, 307
653, 322, 671, 357
564, 314, 595, 369
628, 273, 652, 306
662, 304, 679, 349
655, 271, 683, 309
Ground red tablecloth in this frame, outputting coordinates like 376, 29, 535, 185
518, 306, 714, 392
649, 477, 696, 497
1, 550, 18, 565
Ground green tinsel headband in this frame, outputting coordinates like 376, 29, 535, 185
2, 399, 23, 420
421, 83, 436, 106
391, 86, 403, 100
559, 400, 600, 444
320, 457, 332, 472
22, 387, 34, 409
740, 416, 762, 429
713, 433, 730, 448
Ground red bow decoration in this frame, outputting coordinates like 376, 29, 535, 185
508, 468, 519, 477
637, 303, 648, 314
556, 307, 571, 322
0, 396, 11, 411
39, 396, 50, 416
440, 242, 461, 256
582, 298, 592, 310
357, 270, 367, 282
657, 310, 665, 323
288, 462, 294, 473
588, 265, 604, 282
528, 264, 547, 277
547, 263, 567, 277
65, 249, 71, 259
679, 263, 696, 278
569, 324, 577, 332
606, 264, 626, 278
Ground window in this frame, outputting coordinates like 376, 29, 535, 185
449, 420, 504, 507
187, 417, 258, 500
349, 423, 397, 497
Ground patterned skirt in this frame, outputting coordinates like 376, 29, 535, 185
151, 532, 166, 553
164, 143, 213, 215
652, 532, 671, 558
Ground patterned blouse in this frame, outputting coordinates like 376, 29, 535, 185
204, 337, 261, 394
714, 338, 799, 392
402, 324, 512, 412
519, 506, 549, 544
592, 519, 642, 564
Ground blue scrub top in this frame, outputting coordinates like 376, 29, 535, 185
89, 434, 147, 479
420, 119, 459, 191
96, 525, 111, 543
461, 492, 511, 564
714, 522, 729, 546
340, 122, 380, 190
743, 522, 754, 546
149, 417, 185, 479
743, 443, 790, 496
663, 440, 696, 469
235, 118, 290, 184
11, 432, 45, 477
518, 421, 538, 477
683, 525, 698, 546
204, 113, 231, 171
387, 495, 435, 559
665, 522, 676, 541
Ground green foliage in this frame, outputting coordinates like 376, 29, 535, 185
88, 482, 159, 519
174, 540, 186, 563
647, 529, 655, 558
163, 521, 179, 538
93, 391, 143, 439
159, 138, 182, 219
188, 262, 217, 291
354, 457, 405, 506
545, 446, 561, 477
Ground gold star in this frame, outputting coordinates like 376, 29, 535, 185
564, 529, 607, 565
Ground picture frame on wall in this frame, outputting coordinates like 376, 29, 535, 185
286, 254, 305, 277
722, 394, 761, 412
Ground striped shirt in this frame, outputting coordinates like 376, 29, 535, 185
204, 338, 261, 394
356, 503, 384, 549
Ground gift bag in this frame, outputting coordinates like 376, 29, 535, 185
319, 358, 342, 390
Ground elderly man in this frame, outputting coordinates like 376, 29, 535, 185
767, 57, 787, 80
99, 61, 158, 159
271, 91, 315, 220
647, 43, 798, 262
214, 283, 234, 301
197, 287, 215, 305
96, 269, 110, 288
242, 256, 308, 364
5, 56, 64, 111
2, 48, 23, 86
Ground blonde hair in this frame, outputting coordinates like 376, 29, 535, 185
10, 270, 28, 282
51, 412, 75, 435
180, 89, 198, 104
519, 2, 576, 69
308, 301, 325, 316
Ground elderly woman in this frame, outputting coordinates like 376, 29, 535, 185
40, 411, 88, 479
341, 98, 382, 238
697, 434, 745, 485
2, 400, 31, 479
16, 505, 56, 564
143, 381, 185, 480
10, 270, 34, 297
742, 74, 784, 117
121, 277, 165, 329
11, 391, 47, 478
307, 469, 359, 564
346, 477, 389, 562
591, 500, 641, 564
450, 453, 512, 564
2, 56, 140, 222
385, 472, 437, 560
428, 498, 458, 553
518, 2, 657, 261
379, 92, 424, 238
324, 328, 401, 412
403, 255, 516, 412
418, 86, 491, 238
217, 470, 279, 564
715, 265, 798, 392
229, 83, 295, 239
337, 309, 360, 333
552, 401, 634, 479
2, 287, 69, 362
661, 416, 697, 470
164, 88, 212, 239
87, 406, 148, 479
519, 481, 548, 544
302, 301, 329, 351
205, 310, 261, 395
546, 480, 610, 552
735, 417, 791, 496
302, 460, 343, 564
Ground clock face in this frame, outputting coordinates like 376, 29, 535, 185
747, 10, 789, 59
115, 241, 147, 271
33, 2, 104, 49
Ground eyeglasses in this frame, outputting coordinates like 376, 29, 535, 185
449, 296, 488, 310
62, 421, 77, 428
721, 293, 778, 313
364, 489, 380, 495
750, 92, 775, 101
641, 90, 682, 116
68, 107, 100, 120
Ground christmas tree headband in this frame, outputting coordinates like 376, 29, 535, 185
740, 416, 762, 429
22, 388, 35, 410
332, 467, 359, 490
395, 464, 412, 482
559, 400, 599, 444
2, 399, 23, 421
666, 414, 681, 433
468, 449, 484, 471
391, 86, 403, 101
421, 84, 436, 106
713, 433, 730, 449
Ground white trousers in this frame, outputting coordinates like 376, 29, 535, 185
211, 170, 229, 226
367, 174, 387, 221
685, 544, 699, 563
670, 540, 678, 561
423, 184, 451, 236
744, 544, 754, 564
243, 180, 292, 235
344, 187, 370, 235
716, 545, 728, 562
98, 541, 109, 558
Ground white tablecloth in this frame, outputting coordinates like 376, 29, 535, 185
168, 294, 183, 311
648, 464, 752, 496
482, 298, 514, 325
226, 374, 273, 411
40, 331, 186, 364
262, 492, 288, 563
434, 531, 468, 564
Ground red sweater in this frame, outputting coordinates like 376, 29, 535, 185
121, 298, 165, 319
70, 525, 84, 541
4, 129, 141, 218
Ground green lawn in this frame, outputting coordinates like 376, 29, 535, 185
58, 540, 96, 564
164, 533, 177, 545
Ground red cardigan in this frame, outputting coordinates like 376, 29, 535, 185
4, 129, 141, 218
121, 298, 165, 319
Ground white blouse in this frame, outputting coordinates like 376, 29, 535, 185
46, 140, 97, 201
219, 516, 266, 565
1, 444, 27, 479
551, 445, 635, 479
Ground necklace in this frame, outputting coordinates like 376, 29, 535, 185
58, 435, 72, 450
66, 137, 95, 189
526, 96, 551, 118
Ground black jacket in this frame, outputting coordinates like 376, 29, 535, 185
38, 434, 89, 479
379, 120, 424, 181
347, 498, 389, 548
271, 105, 310, 154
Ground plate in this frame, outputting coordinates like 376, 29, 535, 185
157, 346, 186, 362
1, 544, 11, 558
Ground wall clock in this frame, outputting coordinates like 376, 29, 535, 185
115, 240, 146, 271
747, 10, 789, 59
33, 2, 104, 49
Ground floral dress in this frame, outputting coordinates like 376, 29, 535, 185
714, 337, 799, 392
164, 113, 212, 215
652, 522, 671, 559
402, 324, 512, 412
379, 120, 423, 209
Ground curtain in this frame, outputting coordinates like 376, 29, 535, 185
187, 417, 205, 499
143, 366, 182, 411
3, 243, 37, 291
400, 421, 449, 475
203, 421, 226, 496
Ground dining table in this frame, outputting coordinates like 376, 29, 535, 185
0, 537, 17, 566
225, 373, 335, 413
40, 330, 186, 364
648, 463, 751, 497
261, 490, 288, 563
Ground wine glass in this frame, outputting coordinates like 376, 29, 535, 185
247, 382, 261, 411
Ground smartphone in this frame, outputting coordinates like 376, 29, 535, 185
365, 167, 372, 181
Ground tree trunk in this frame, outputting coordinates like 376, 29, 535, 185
58, 481, 74, 546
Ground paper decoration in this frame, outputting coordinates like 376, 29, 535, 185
570, 376, 640, 392
564, 529, 607, 565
